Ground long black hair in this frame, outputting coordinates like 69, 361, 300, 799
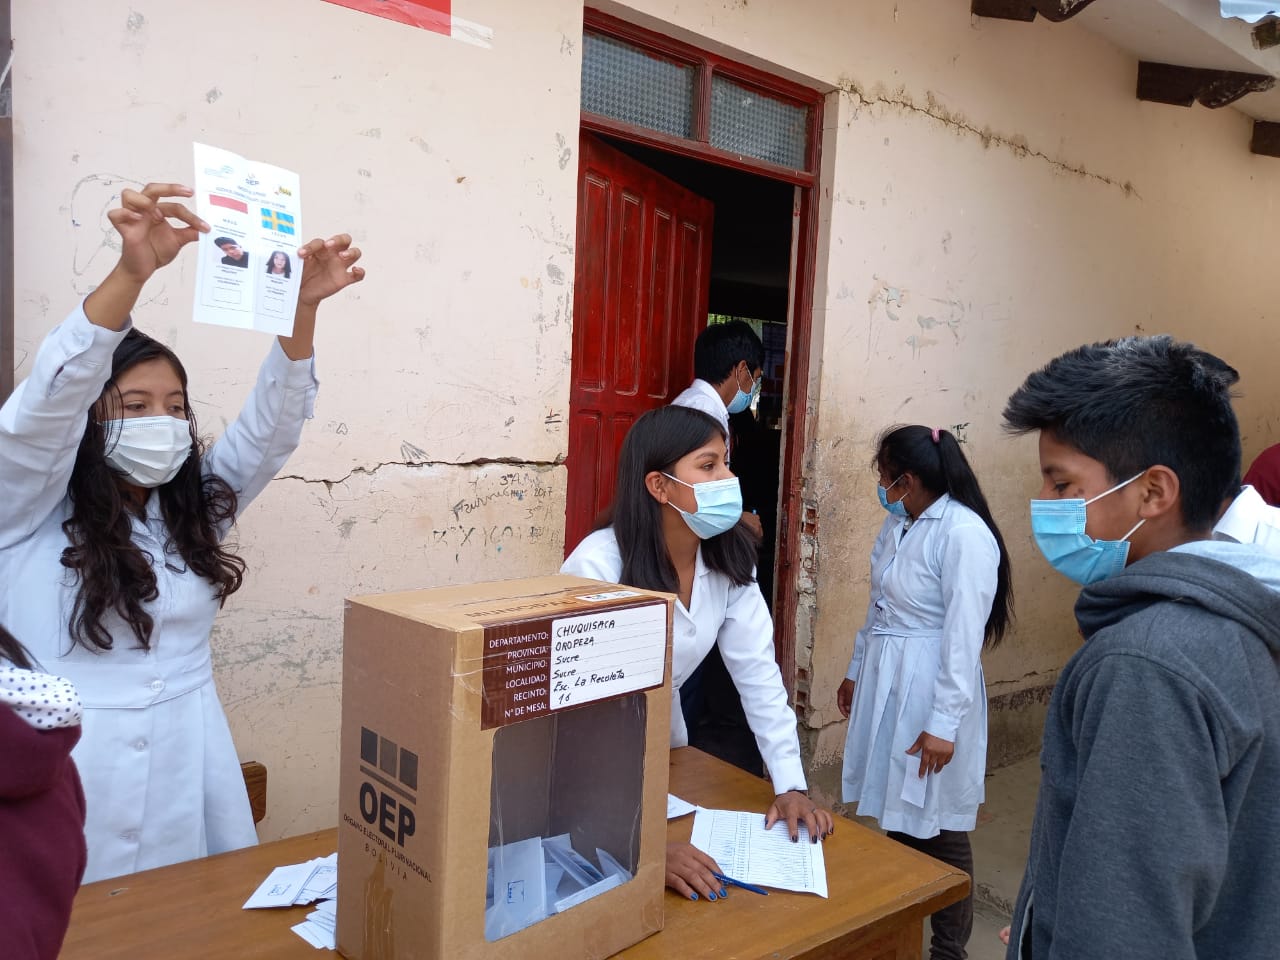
0, 624, 36, 671
60, 329, 246, 652
877, 425, 1013, 648
607, 405, 757, 593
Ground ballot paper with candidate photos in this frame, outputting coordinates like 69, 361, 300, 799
193, 142, 302, 336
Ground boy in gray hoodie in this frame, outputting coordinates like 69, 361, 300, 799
1002, 336, 1280, 959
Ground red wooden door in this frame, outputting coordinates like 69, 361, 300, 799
564, 134, 715, 555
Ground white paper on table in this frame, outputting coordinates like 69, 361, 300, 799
244, 861, 323, 909
295, 854, 338, 904
900, 769, 928, 808
192, 142, 302, 336
552, 871, 624, 913
291, 918, 335, 950
690, 808, 829, 898
486, 837, 548, 941
667, 793, 698, 819
307, 903, 337, 933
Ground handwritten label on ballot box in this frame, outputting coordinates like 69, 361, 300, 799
549, 602, 666, 711
480, 600, 666, 729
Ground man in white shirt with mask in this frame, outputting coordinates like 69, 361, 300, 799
671, 319, 765, 540
1214, 480, 1280, 552
670, 320, 768, 764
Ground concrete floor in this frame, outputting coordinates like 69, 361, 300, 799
851, 753, 1043, 960
938, 754, 1041, 960
965, 902, 1016, 960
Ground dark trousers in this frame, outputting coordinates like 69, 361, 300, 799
887, 829, 974, 960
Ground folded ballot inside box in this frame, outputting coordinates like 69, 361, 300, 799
337, 576, 672, 960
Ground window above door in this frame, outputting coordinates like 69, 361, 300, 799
581, 9, 823, 184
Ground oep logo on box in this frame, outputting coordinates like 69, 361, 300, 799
358, 726, 418, 846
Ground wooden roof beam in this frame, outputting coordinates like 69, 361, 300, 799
1137, 61, 1275, 109
971, 0, 1102, 23
1251, 120, 1280, 157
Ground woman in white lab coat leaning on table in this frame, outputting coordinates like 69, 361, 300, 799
838, 425, 1013, 960
0, 182, 364, 883
562, 404, 834, 902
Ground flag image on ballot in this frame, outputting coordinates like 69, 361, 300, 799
261, 208, 296, 235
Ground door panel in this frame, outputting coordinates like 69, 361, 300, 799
565, 134, 714, 555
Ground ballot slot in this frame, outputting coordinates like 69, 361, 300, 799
485, 693, 646, 941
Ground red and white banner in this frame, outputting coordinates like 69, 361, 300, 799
320, 0, 492, 47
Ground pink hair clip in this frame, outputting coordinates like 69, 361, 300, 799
931, 428, 941, 444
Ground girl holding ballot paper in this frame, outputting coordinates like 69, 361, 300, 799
0, 182, 364, 883
837, 426, 1012, 960
561, 405, 834, 901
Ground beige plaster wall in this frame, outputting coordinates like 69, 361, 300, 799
11, 0, 1279, 834
11, 0, 583, 840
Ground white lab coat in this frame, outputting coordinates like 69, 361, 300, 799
1214, 485, 1280, 553
0, 303, 318, 882
670, 379, 730, 455
841, 495, 997, 838
561, 528, 806, 794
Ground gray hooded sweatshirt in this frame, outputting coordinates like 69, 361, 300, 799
1008, 542, 1280, 959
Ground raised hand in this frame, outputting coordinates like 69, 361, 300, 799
85, 183, 209, 330
296, 234, 365, 307
108, 183, 209, 282
278, 233, 368, 360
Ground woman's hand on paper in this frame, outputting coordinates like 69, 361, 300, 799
766, 790, 834, 843
905, 730, 954, 777
666, 842, 727, 902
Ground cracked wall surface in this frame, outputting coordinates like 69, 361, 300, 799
212, 462, 566, 838
10, 0, 1280, 838
12, 0, 583, 842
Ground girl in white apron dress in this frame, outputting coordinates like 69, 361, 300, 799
838, 425, 1013, 960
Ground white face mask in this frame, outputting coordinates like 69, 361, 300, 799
103, 415, 193, 488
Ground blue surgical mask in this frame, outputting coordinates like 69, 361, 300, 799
726, 370, 760, 415
663, 473, 743, 539
1030, 472, 1147, 585
877, 475, 910, 518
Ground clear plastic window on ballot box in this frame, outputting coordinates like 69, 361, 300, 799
485, 693, 648, 941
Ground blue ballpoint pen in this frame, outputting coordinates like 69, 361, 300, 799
712, 871, 769, 896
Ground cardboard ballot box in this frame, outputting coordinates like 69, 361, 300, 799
336, 575, 673, 960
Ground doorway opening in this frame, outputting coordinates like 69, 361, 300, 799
603, 137, 794, 774
566, 9, 825, 776
602, 138, 792, 599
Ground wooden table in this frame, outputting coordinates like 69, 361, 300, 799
63, 748, 967, 960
